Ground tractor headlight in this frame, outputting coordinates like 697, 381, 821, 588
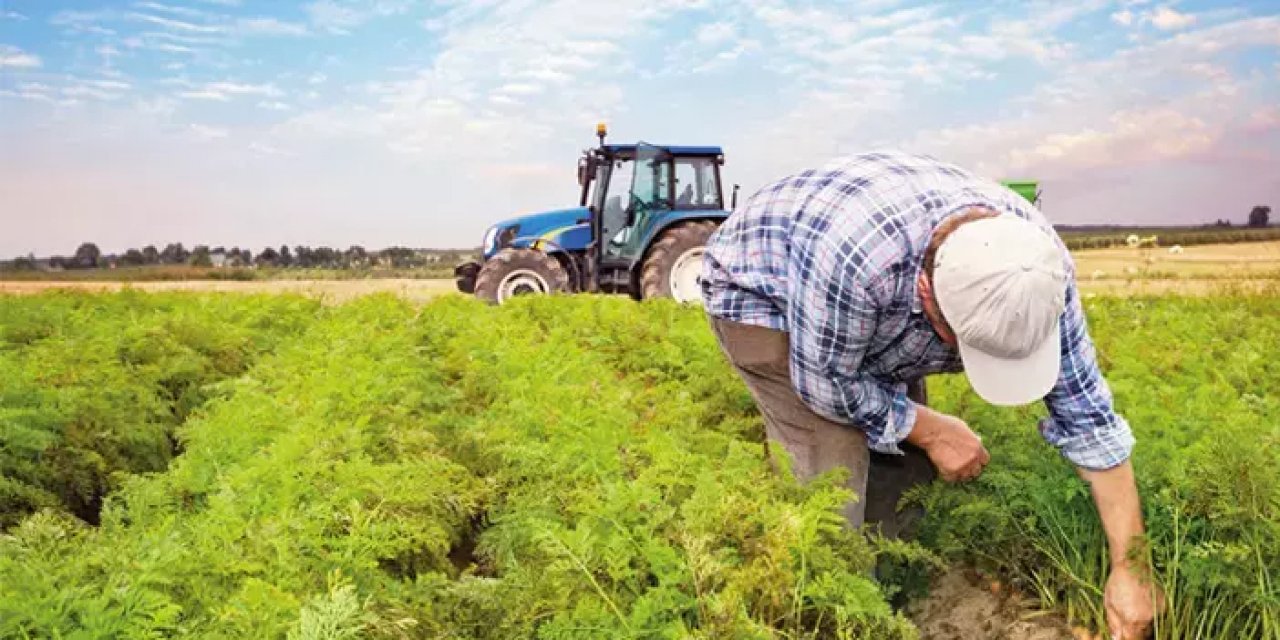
482, 226, 499, 253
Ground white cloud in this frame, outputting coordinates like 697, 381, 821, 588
239, 17, 310, 36
179, 81, 283, 101
1111, 10, 1134, 26
179, 89, 231, 101
1, 10, 26, 21
276, 104, 384, 139
0, 45, 40, 69
136, 97, 178, 116
50, 10, 118, 35
132, 2, 212, 20
189, 124, 230, 140
0, 90, 51, 103
127, 12, 224, 33
87, 79, 132, 90
696, 21, 735, 45
249, 141, 294, 156
307, 0, 411, 34
209, 81, 283, 96
495, 82, 541, 96
127, 35, 204, 54
63, 85, 123, 101
308, 72, 328, 85
0, 81, 56, 103
258, 101, 293, 111
1148, 6, 1196, 31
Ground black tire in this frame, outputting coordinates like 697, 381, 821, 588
639, 220, 719, 303
474, 248, 570, 305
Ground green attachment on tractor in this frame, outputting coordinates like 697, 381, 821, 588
1001, 180, 1041, 207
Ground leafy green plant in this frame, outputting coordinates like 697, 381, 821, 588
914, 291, 1280, 639
0, 292, 320, 527
0, 293, 913, 638
3, 289, 1275, 639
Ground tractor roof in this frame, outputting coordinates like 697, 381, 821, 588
603, 143, 723, 157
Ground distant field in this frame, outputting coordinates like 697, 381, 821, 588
1057, 225, 1280, 250
0, 278, 459, 302
1071, 239, 1280, 294
3, 241, 1278, 300
0, 264, 458, 282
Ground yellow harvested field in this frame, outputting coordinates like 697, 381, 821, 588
1069, 240, 1280, 295
1071, 240, 1280, 279
3, 241, 1278, 300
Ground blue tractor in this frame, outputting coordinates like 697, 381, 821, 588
454, 123, 734, 305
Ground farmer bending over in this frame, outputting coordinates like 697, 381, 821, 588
701, 151, 1159, 640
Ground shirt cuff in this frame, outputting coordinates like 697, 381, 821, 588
866, 384, 918, 455
1038, 414, 1136, 470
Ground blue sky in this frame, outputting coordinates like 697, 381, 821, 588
1, 0, 1278, 257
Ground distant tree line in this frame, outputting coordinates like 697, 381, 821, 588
2, 243, 478, 272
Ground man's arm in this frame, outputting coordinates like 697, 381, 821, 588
1041, 276, 1159, 639
1079, 461, 1160, 640
784, 234, 918, 453
784, 225, 991, 475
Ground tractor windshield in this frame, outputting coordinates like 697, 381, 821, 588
604, 144, 670, 257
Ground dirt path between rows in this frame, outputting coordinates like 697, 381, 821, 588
910, 569, 1081, 640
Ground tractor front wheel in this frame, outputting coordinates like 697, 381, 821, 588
640, 220, 719, 305
474, 248, 569, 305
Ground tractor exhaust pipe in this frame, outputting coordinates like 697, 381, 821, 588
731, 184, 740, 210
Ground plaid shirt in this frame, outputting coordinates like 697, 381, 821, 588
701, 151, 1134, 470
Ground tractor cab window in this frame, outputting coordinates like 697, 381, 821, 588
603, 145, 672, 257
596, 159, 631, 224
596, 158, 634, 252
673, 157, 722, 209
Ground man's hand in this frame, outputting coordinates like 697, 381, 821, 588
906, 406, 990, 482
1080, 461, 1164, 640
1105, 562, 1161, 639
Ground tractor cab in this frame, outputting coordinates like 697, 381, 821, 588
576, 134, 728, 293
456, 124, 732, 304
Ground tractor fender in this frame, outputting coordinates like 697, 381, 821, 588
630, 210, 729, 270
628, 211, 729, 295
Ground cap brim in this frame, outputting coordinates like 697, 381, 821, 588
956, 319, 1062, 406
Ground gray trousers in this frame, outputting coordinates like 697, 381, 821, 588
710, 317, 936, 539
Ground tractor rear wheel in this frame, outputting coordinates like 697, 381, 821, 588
474, 248, 569, 305
640, 220, 719, 305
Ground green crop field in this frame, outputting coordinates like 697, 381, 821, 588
0, 291, 1276, 639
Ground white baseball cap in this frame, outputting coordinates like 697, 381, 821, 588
932, 215, 1068, 406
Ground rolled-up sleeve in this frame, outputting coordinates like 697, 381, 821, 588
1039, 280, 1135, 470
785, 234, 917, 455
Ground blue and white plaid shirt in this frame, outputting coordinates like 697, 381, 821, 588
701, 151, 1134, 470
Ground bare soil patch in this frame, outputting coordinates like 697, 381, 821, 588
909, 569, 1079, 640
